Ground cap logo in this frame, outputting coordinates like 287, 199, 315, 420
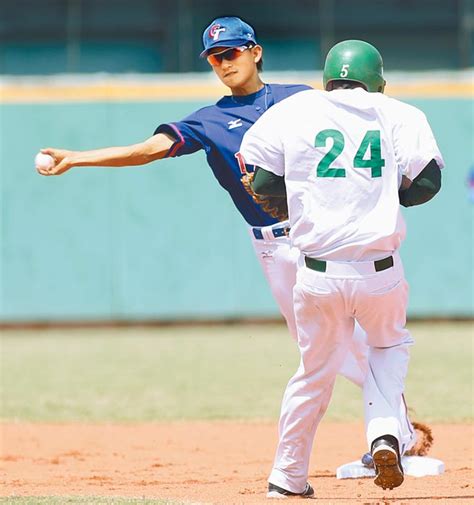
209, 24, 226, 41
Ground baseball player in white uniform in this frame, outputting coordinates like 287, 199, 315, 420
240, 40, 444, 498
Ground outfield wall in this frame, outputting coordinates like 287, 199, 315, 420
0, 72, 473, 321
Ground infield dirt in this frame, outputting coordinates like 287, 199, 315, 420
1, 421, 473, 504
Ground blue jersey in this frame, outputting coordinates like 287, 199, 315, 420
154, 83, 311, 227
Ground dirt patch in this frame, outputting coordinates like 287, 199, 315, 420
1, 422, 472, 504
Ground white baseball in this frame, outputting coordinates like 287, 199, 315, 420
35, 152, 56, 170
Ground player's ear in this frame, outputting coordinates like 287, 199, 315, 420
252, 45, 263, 65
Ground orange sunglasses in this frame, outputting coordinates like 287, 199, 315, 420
207, 45, 253, 66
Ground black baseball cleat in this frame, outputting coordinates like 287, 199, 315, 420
371, 435, 404, 490
267, 481, 315, 499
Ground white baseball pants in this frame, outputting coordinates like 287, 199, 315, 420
268, 251, 413, 493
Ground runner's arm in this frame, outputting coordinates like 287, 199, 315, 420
398, 159, 442, 207
251, 166, 287, 197
252, 160, 442, 208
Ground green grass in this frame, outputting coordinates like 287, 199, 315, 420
0, 498, 188, 504
1, 322, 472, 422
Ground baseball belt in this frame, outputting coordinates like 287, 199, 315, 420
305, 255, 394, 273
252, 226, 290, 240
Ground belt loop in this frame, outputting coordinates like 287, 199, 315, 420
262, 228, 275, 241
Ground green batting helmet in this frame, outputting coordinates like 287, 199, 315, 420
323, 40, 385, 93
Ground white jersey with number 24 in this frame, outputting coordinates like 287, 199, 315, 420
240, 88, 444, 261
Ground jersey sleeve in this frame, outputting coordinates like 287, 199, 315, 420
154, 110, 206, 158
393, 104, 445, 181
239, 108, 285, 176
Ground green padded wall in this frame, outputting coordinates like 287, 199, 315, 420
0, 94, 472, 321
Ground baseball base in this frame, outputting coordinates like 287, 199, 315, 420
336, 456, 445, 479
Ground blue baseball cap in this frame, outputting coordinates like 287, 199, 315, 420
200, 17, 257, 57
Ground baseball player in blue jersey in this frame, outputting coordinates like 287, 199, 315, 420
36, 16, 425, 494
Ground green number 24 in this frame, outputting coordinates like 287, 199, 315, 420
315, 129, 385, 178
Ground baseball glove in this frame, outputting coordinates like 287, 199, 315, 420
405, 421, 434, 456
241, 171, 289, 222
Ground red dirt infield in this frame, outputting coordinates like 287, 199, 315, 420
1, 421, 473, 504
